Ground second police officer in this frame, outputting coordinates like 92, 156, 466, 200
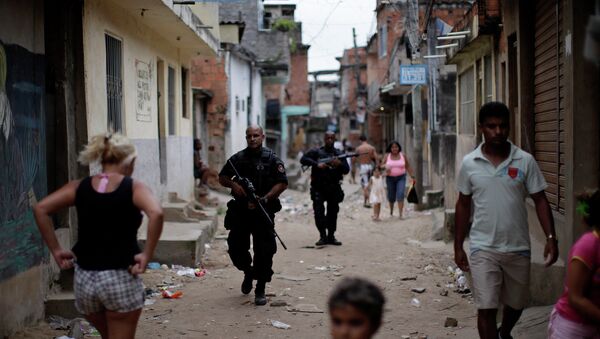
301, 131, 350, 246
219, 125, 288, 306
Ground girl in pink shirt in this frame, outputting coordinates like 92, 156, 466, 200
548, 189, 600, 338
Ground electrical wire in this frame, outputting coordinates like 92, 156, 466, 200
306, 0, 344, 45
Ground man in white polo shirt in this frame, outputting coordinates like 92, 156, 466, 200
454, 102, 559, 339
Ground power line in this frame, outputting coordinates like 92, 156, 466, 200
306, 0, 344, 45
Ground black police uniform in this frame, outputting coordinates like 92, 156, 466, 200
219, 147, 287, 283
300, 146, 350, 242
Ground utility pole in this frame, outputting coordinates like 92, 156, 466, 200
352, 27, 366, 134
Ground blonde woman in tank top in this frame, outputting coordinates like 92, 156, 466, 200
34, 133, 164, 339
381, 141, 415, 218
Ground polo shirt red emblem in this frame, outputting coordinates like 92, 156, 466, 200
508, 167, 519, 179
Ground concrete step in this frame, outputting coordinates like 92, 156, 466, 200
162, 202, 192, 223
138, 220, 217, 267
45, 291, 81, 319
163, 202, 218, 223
185, 204, 218, 221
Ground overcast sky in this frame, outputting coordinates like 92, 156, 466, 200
264, 0, 376, 75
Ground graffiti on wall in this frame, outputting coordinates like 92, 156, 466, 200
135, 59, 152, 122
0, 40, 46, 281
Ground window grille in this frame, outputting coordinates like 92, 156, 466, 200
168, 66, 176, 135
459, 67, 475, 135
181, 67, 188, 118
484, 55, 493, 103
105, 34, 123, 132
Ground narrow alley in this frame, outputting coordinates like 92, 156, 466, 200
135, 185, 478, 338
1, 0, 599, 338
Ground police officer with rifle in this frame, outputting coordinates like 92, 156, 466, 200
300, 131, 350, 246
219, 125, 288, 306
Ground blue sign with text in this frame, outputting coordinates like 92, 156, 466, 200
400, 65, 428, 85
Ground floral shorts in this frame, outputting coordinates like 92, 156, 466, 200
74, 264, 144, 314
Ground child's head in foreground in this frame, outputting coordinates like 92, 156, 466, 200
328, 277, 386, 339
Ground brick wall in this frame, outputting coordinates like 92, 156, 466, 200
340, 47, 367, 113
285, 50, 309, 106
191, 56, 229, 169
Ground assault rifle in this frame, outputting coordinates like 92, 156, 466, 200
301, 151, 369, 172
227, 160, 288, 250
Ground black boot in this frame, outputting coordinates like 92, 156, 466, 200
327, 234, 342, 246
254, 280, 267, 306
315, 231, 327, 246
241, 272, 253, 295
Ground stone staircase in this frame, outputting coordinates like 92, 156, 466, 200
45, 191, 220, 319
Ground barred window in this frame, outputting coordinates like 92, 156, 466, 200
168, 66, 176, 135
459, 67, 475, 135
181, 67, 189, 119
105, 34, 123, 132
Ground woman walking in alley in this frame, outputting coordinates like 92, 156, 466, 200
381, 141, 415, 219
34, 133, 163, 339
548, 189, 600, 338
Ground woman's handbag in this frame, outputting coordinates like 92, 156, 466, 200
406, 182, 419, 204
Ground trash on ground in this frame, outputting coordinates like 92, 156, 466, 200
275, 275, 311, 282
312, 265, 343, 272
144, 299, 156, 306
287, 303, 324, 313
400, 276, 417, 281
456, 275, 469, 293
444, 317, 458, 327
411, 287, 426, 293
410, 298, 421, 307
162, 290, 183, 299
55, 336, 75, 339
48, 315, 71, 330
67, 319, 84, 339
424, 264, 436, 272
160, 264, 169, 270
176, 268, 196, 277
147, 262, 161, 270
195, 268, 207, 277
270, 300, 288, 307
270, 320, 291, 329
439, 289, 449, 296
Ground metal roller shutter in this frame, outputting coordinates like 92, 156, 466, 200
533, 0, 565, 213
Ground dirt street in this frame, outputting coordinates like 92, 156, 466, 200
135, 183, 478, 339
12, 183, 480, 339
